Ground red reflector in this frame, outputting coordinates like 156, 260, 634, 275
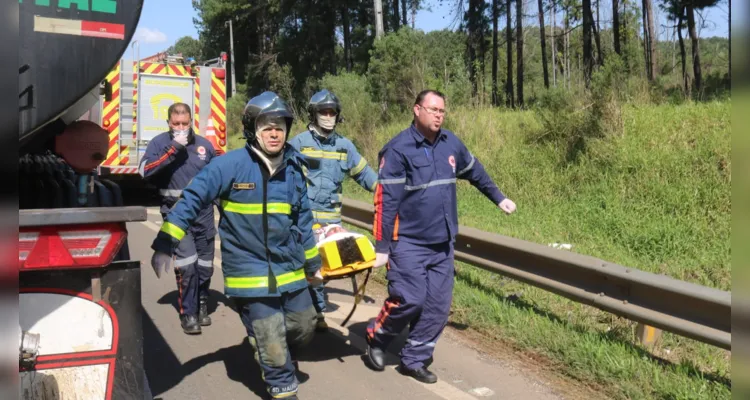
19, 223, 127, 270
219, 139, 226, 146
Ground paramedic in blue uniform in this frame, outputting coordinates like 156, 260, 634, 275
364, 90, 517, 383
289, 89, 378, 332
150, 92, 321, 400
139, 102, 216, 335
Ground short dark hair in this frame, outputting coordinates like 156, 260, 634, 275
167, 102, 192, 120
414, 90, 446, 106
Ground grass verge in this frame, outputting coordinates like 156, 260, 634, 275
338, 101, 730, 399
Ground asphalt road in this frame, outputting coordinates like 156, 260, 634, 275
132, 208, 564, 400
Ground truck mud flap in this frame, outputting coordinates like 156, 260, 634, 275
19, 261, 146, 400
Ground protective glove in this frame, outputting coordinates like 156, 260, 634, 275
307, 269, 324, 286
373, 253, 389, 269
150, 251, 173, 278
173, 131, 189, 147
498, 198, 517, 214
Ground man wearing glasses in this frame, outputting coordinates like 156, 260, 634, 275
289, 89, 378, 332
364, 89, 517, 383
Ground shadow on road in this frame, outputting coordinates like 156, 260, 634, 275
143, 306, 269, 399
324, 285, 377, 305
180, 337, 269, 398
156, 289, 232, 315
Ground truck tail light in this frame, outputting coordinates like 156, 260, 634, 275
19, 223, 127, 270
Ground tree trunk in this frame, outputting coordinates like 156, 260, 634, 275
492, 0, 500, 105
641, 0, 654, 82
612, 0, 620, 55
342, 1, 352, 72
622, 0, 627, 52
516, 0, 524, 106
564, 8, 569, 89
402, 0, 408, 26
641, 0, 656, 81
686, 5, 702, 94
582, 0, 593, 87
374, 0, 384, 39
677, 11, 689, 95
468, 0, 478, 97
538, 0, 550, 88
392, 0, 400, 31
593, 0, 603, 65
551, 0, 556, 87
645, 0, 656, 80
672, 23, 677, 68
506, 0, 514, 107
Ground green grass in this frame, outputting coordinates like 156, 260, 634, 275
340, 101, 731, 399
229, 101, 731, 399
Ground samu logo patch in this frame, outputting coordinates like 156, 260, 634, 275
233, 183, 256, 190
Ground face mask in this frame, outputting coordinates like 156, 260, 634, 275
173, 129, 189, 138
316, 114, 336, 131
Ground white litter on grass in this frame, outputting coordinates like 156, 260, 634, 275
548, 243, 573, 250
468, 387, 495, 397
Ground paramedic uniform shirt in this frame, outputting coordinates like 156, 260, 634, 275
373, 124, 506, 253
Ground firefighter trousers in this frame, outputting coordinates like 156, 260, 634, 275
171, 226, 215, 317
234, 287, 317, 399
366, 241, 455, 370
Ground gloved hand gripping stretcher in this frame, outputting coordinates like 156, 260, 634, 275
310, 223, 375, 326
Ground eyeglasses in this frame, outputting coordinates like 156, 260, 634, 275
419, 105, 446, 116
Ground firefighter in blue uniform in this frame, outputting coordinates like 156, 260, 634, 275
364, 90, 517, 383
288, 89, 377, 332
139, 102, 216, 335
150, 92, 321, 400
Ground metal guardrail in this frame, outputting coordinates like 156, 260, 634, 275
341, 198, 731, 350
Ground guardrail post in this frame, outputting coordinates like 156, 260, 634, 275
636, 323, 662, 348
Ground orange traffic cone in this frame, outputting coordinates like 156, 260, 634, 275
204, 119, 223, 155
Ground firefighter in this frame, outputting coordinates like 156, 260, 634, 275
139, 102, 216, 335
150, 92, 322, 400
288, 89, 377, 332
364, 90, 517, 383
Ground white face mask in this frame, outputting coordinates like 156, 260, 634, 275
173, 129, 189, 138
316, 113, 336, 131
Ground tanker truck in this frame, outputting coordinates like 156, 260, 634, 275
17, 1, 151, 398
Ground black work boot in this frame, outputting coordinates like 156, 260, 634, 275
198, 298, 211, 326
399, 364, 438, 384
365, 344, 386, 371
181, 314, 201, 335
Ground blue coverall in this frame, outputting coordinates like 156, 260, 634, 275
366, 124, 506, 370
140, 130, 216, 318
151, 143, 321, 398
288, 128, 377, 313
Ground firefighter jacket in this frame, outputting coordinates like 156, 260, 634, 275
151, 143, 322, 298
289, 128, 377, 224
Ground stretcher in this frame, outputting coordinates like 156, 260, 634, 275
312, 224, 376, 326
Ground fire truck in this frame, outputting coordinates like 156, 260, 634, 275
95, 48, 229, 179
